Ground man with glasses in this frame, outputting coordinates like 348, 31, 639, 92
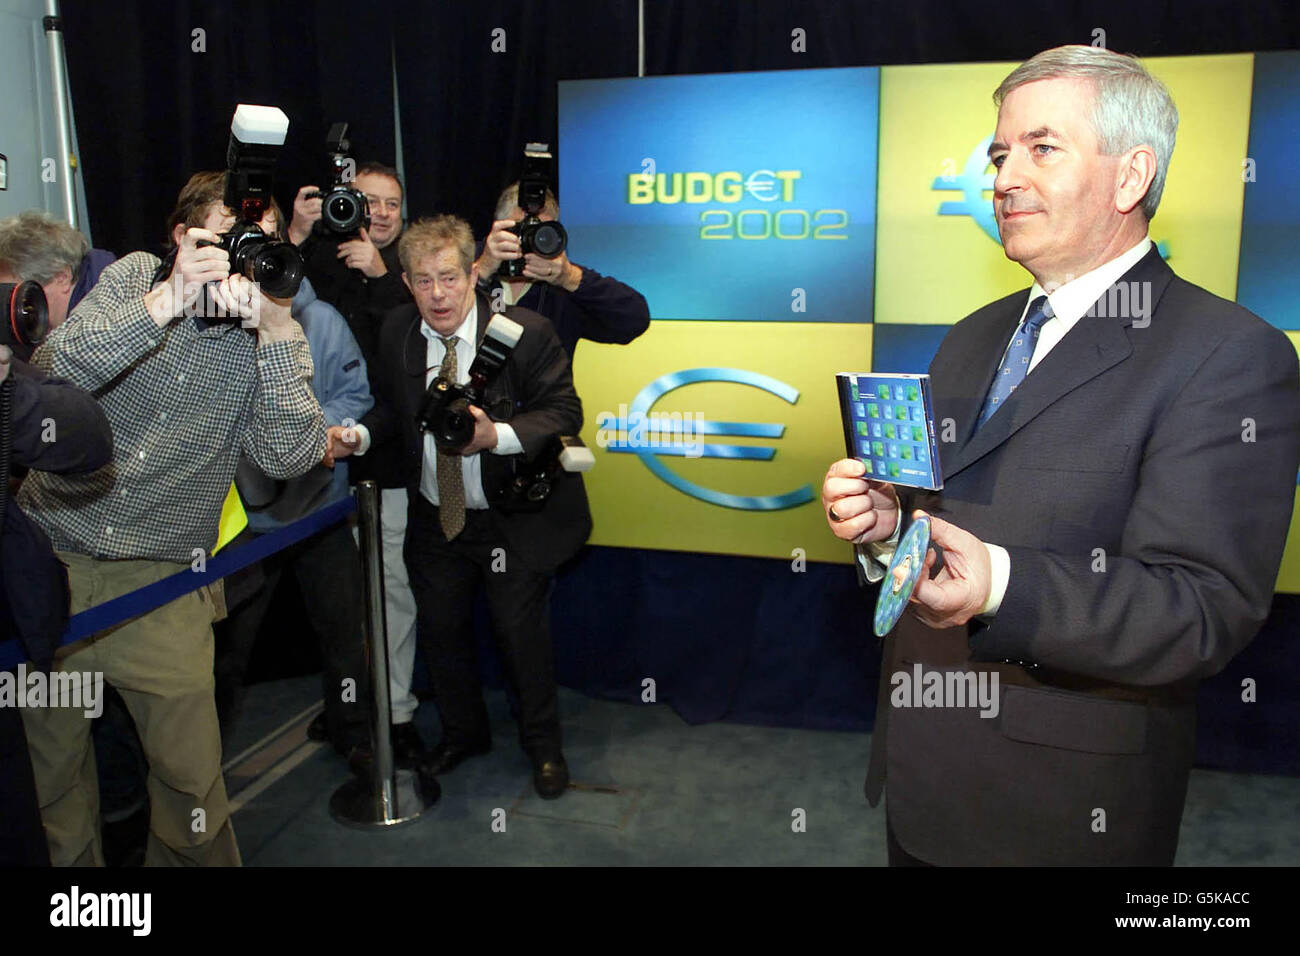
288, 161, 411, 365
328, 216, 590, 799
288, 161, 422, 764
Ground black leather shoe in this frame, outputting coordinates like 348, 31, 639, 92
415, 764, 443, 804
346, 742, 374, 778
391, 722, 427, 769
307, 712, 329, 742
420, 738, 491, 777
532, 754, 570, 800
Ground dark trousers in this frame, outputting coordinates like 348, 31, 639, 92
0, 700, 50, 866
404, 493, 560, 758
214, 521, 370, 754
886, 808, 935, 867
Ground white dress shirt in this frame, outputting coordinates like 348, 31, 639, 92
352, 299, 524, 507
857, 235, 1153, 619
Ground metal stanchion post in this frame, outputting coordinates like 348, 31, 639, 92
330, 481, 436, 827
44, 2, 79, 228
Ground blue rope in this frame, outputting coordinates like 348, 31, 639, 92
0, 496, 356, 670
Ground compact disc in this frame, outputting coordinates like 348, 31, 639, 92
874, 515, 931, 638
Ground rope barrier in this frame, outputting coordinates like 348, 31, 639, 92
0, 496, 356, 669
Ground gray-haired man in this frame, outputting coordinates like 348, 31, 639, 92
822, 45, 1300, 866
0, 210, 115, 332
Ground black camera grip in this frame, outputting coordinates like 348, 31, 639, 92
0, 377, 13, 516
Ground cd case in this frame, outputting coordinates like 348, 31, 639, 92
836, 372, 943, 490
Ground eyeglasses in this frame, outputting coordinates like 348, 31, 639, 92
412, 274, 465, 291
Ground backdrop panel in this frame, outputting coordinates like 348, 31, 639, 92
576, 321, 873, 563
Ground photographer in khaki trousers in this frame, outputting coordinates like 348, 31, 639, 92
18, 173, 327, 866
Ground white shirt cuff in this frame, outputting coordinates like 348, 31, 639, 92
491, 423, 523, 456
979, 543, 1010, 617
855, 545, 880, 583
854, 490, 904, 584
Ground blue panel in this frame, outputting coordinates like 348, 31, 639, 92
558, 68, 879, 323
1238, 52, 1300, 331
870, 323, 951, 375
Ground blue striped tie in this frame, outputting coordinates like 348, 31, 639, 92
976, 295, 1054, 430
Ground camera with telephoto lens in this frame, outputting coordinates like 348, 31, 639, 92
417, 314, 523, 451
195, 105, 305, 305
307, 122, 370, 239
499, 143, 567, 280
493, 434, 594, 513
1, 281, 49, 361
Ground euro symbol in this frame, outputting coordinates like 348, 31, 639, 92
744, 170, 780, 202
933, 135, 1000, 243
596, 368, 815, 511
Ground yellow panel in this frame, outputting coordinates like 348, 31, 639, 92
874, 54, 1255, 325
572, 321, 872, 564
1276, 331, 1300, 594
875, 61, 1025, 325
1144, 54, 1253, 299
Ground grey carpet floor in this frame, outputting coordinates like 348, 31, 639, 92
225, 676, 1300, 866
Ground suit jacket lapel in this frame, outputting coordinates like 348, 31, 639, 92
934, 299, 1021, 453
941, 246, 1174, 482
474, 291, 492, 349
402, 311, 427, 414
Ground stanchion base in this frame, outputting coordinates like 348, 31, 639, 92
329, 768, 437, 829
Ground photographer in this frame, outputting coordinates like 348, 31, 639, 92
287, 161, 411, 364
214, 266, 374, 766
328, 215, 591, 799
1, 342, 112, 866
0, 210, 116, 331
475, 181, 650, 359
17, 168, 327, 867
289, 160, 419, 759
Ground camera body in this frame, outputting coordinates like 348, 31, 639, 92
493, 435, 594, 513
197, 105, 304, 303
1, 281, 49, 361
206, 224, 302, 300
417, 314, 523, 451
499, 143, 567, 280
308, 122, 371, 239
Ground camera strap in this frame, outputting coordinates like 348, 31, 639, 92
150, 248, 177, 289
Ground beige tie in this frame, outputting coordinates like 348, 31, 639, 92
435, 335, 466, 540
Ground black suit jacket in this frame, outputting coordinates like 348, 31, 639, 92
1, 360, 113, 669
476, 261, 651, 360
867, 247, 1300, 865
360, 292, 591, 572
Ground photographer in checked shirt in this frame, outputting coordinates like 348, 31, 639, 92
17, 171, 327, 867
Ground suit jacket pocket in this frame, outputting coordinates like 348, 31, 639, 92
1000, 685, 1147, 754
1019, 442, 1130, 474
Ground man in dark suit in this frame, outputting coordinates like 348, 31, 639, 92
822, 45, 1300, 865
328, 215, 591, 799
1, 343, 113, 866
474, 183, 650, 358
